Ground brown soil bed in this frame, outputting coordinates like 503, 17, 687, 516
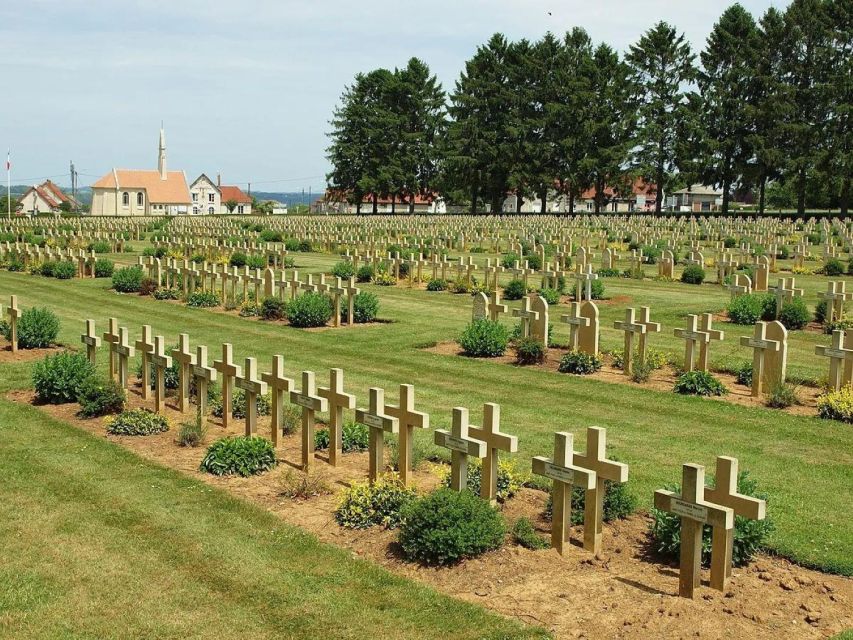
425, 342, 822, 418
8, 383, 852, 639
0, 340, 65, 363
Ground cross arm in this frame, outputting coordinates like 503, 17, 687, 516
653, 490, 733, 529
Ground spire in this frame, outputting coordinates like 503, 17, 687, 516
158, 123, 167, 180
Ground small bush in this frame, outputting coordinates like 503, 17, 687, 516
501, 252, 520, 269
6, 307, 60, 348
334, 474, 416, 529
39, 261, 57, 277
817, 388, 853, 423
512, 517, 549, 550
152, 286, 179, 301
112, 266, 144, 293
778, 298, 810, 330
76, 375, 126, 417
815, 299, 828, 324
630, 361, 654, 383
53, 261, 77, 280
177, 419, 207, 447
279, 468, 331, 499
229, 252, 247, 267
558, 350, 602, 375
426, 278, 447, 291
441, 458, 524, 502
544, 475, 637, 525
824, 258, 845, 276
331, 261, 355, 279
246, 255, 266, 270
503, 278, 526, 300
89, 240, 111, 253
538, 288, 560, 305
314, 420, 369, 452
280, 403, 301, 435
94, 258, 114, 278
673, 371, 728, 396
200, 436, 277, 476
514, 336, 545, 365
260, 296, 286, 320
735, 362, 753, 386
824, 319, 853, 334
106, 408, 170, 436
32, 352, 95, 404
373, 271, 397, 286
458, 319, 509, 357
450, 277, 470, 294
210, 388, 272, 419
597, 268, 621, 278
727, 292, 775, 325
356, 265, 374, 283
680, 265, 705, 285
766, 383, 799, 408
239, 301, 260, 317
286, 292, 333, 328
589, 279, 605, 299
399, 489, 505, 565
340, 291, 379, 323
650, 469, 773, 567
186, 291, 220, 308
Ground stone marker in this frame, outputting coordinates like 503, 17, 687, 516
614, 308, 646, 376
318, 368, 356, 466
434, 406, 487, 491
149, 335, 172, 414
487, 290, 508, 322
578, 301, 599, 355
697, 313, 724, 372
103, 317, 120, 380
674, 315, 709, 372
635, 306, 661, 369
191, 345, 217, 419
763, 320, 788, 391
290, 371, 328, 470
5, 295, 20, 353
328, 277, 347, 327
512, 295, 539, 339
135, 325, 155, 399
171, 334, 196, 413
235, 357, 268, 436
81, 319, 101, 365
821, 281, 851, 323
654, 463, 734, 599
356, 387, 398, 483
467, 403, 517, 504
573, 426, 629, 554
704, 456, 766, 591
213, 343, 243, 428
344, 277, 360, 325
561, 302, 590, 352
384, 384, 429, 486
532, 431, 596, 554
740, 322, 781, 397
115, 327, 135, 389
261, 355, 294, 448
815, 329, 853, 391
531, 295, 550, 347
472, 291, 488, 320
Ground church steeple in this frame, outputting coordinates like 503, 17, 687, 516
158, 124, 167, 179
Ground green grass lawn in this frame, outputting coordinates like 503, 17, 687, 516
1, 259, 851, 578
0, 397, 544, 640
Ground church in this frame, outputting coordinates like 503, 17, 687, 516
90, 128, 191, 216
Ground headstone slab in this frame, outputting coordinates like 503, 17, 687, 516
763, 320, 788, 390
472, 291, 488, 321
578, 301, 599, 355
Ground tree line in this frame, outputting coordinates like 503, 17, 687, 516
326, 0, 851, 216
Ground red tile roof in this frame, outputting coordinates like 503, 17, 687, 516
92, 169, 191, 204
219, 185, 252, 203
580, 178, 656, 200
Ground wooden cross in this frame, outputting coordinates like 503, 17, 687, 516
674, 314, 709, 373
487, 290, 508, 322
191, 345, 217, 419
821, 281, 851, 323
149, 335, 172, 414
287, 269, 301, 300
235, 357, 268, 437
102, 317, 121, 380
635, 306, 660, 369
115, 327, 135, 389
171, 333, 196, 413
467, 403, 517, 504
384, 384, 429, 486
654, 463, 734, 599
434, 407, 487, 491
816, 329, 853, 391
728, 273, 751, 299
697, 313, 724, 372
613, 308, 646, 376
327, 277, 347, 327
769, 277, 803, 319
561, 302, 590, 352
318, 368, 356, 466
573, 426, 629, 554
512, 295, 539, 339
704, 456, 766, 592
739, 322, 780, 397
80, 319, 101, 365
261, 355, 294, 448
356, 387, 399, 483
134, 325, 156, 399
290, 371, 328, 470
344, 277, 360, 325
213, 343, 242, 428
575, 264, 598, 302
532, 431, 596, 554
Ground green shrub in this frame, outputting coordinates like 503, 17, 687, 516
538, 288, 560, 305
824, 258, 845, 276
373, 271, 397, 286
153, 287, 180, 301
229, 252, 247, 267
650, 469, 773, 567
501, 252, 520, 269
94, 258, 114, 278
680, 265, 705, 285
259, 229, 282, 242
511, 517, 549, 550
778, 298, 810, 330
426, 278, 447, 291
727, 292, 775, 325
441, 458, 524, 502
589, 279, 605, 299
76, 375, 126, 417
260, 296, 286, 320
399, 489, 505, 565
5, 307, 60, 348
817, 388, 853, 423
630, 361, 654, 383
39, 261, 57, 277
53, 261, 77, 280
450, 277, 470, 294
815, 299, 828, 324
503, 278, 526, 300
200, 436, 277, 476
186, 291, 220, 308
112, 265, 144, 293
544, 475, 637, 525
106, 409, 170, 436
558, 350, 602, 375
239, 301, 260, 317
735, 362, 753, 386
824, 319, 853, 334
177, 418, 207, 447
331, 261, 355, 279
32, 352, 95, 404
138, 278, 157, 296
314, 420, 369, 452
723, 236, 737, 248
673, 371, 728, 396
334, 474, 416, 529
245, 255, 265, 270
286, 292, 333, 328
458, 319, 509, 357
766, 383, 799, 408
89, 240, 111, 253
514, 336, 545, 365
356, 264, 374, 283
340, 291, 379, 323
597, 268, 621, 278
280, 403, 301, 435
210, 388, 272, 419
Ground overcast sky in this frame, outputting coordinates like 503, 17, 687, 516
1, 0, 787, 193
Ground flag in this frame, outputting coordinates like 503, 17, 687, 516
5, 150, 9, 172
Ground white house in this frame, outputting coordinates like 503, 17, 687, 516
17, 180, 80, 215
189, 174, 253, 214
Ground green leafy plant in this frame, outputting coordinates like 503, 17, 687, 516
372, 271, 397, 286
458, 319, 509, 357
32, 352, 95, 404
544, 476, 637, 525
94, 258, 114, 278
186, 291, 220, 308
52, 261, 77, 280
331, 261, 355, 279
246, 255, 266, 270
511, 517, 549, 550
112, 265, 144, 293
76, 375, 126, 417
538, 288, 560, 305
5, 307, 59, 348
229, 252, 247, 267
260, 296, 286, 320
210, 388, 271, 419
334, 473, 416, 529
286, 293, 333, 327
589, 279, 605, 299
766, 383, 799, 409
815, 299, 828, 324
778, 298, 810, 330
177, 417, 207, 448
735, 362, 753, 386
153, 287, 180, 300
239, 301, 260, 317
440, 457, 524, 502
426, 278, 447, 291
314, 420, 369, 452
673, 371, 728, 396
817, 387, 853, 423
680, 265, 705, 285
106, 408, 170, 436
558, 350, 602, 375
727, 293, 775, 325
823, 258, 845, 276
398, 489, 505, 565
200, 436, 277, 476
630, 361, 654, 383
503, 278, 526, 300
39, 261, 57, 277
514, 336, 545, 365
340, 291, 379, 324
356, 264, 374, 283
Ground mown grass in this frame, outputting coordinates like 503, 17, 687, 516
0, 255, 851, 578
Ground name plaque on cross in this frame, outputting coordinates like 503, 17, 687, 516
445, 435, 469, 453
747, 338, 772, 349
542, 462, 574, 484
191, 365, 206, 377
671, 499, 708, 522
361, 414, 385, 429
825, 348, 848, 359
294, 394, 314, 408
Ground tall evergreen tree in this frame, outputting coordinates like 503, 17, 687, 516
626, 22, 696, 213
823, 0, 852, 214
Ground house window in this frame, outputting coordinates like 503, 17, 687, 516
137, 192, 144, 207
237, 205, 244, 214
628, 202, 635, 212
208, 206, 214, 214
611, 201, 618, 212
122, 192, 129, 206
208, 193, 215, 203
193, 206, 198, 214
586, 201, 593, 212
192, 193, 198, 202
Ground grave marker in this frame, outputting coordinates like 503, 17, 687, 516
213, 343, 242, 428
115, 327, 135, 389
318, 368, 356, 466
134, 325, 155, 399
171, 333, 196, 413
815, 329, 853, 391
191, 345, 217, 419
384, 384, 429, 486
614, 308, 646, 376
356, 387, 398, 483
467, 403, 517, 504
261, 355, 294, 448
149, 335, 172, 414
434, 407, 487, 491
290, 371, 328, 470
235, 357, 268, 436
80, 319, 101, 365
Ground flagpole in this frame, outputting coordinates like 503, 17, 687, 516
6, 149, 10, 219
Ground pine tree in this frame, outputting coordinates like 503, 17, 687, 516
822, 0, 852, 214
626, 22, 696, 213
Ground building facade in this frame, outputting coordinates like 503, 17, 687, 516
18, 180, 80, 215
189, 174, 252, 214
